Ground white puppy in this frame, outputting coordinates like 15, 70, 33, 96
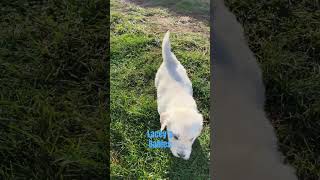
155, 31, 203, 160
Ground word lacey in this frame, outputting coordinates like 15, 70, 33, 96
147, 130, 172, 148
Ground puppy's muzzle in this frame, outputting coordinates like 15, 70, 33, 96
174, 150, 190, 160
177, 152, 185, 158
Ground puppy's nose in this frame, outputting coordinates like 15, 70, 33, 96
177, 152, 185, 158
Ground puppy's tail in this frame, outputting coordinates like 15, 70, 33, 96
162, 31, 178, 64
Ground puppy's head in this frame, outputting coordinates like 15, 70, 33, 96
160, 109, 203, 160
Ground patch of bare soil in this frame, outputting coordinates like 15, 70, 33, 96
121, 0, 209, 38
148, 15, 209, 37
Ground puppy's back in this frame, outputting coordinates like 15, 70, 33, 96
156, 31, 193, 95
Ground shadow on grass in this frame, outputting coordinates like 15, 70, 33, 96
167, 140, 210, 179
127, 0, 210, 22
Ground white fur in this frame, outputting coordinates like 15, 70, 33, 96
155, 31, 203, 160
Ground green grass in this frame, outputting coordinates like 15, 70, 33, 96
225, 0, 320, 179
146, 0, 210, 17
0, 0, 108, 179
110, 0, 210, 178
4, 0, 317, 179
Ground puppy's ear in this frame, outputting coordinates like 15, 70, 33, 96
198, 113, 204, 124
196, 113, 204, 131
160, 112, 169, 131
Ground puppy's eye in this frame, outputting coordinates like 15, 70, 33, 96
173, 135, 179, 140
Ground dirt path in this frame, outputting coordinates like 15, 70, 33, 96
120, 0, 210, 38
